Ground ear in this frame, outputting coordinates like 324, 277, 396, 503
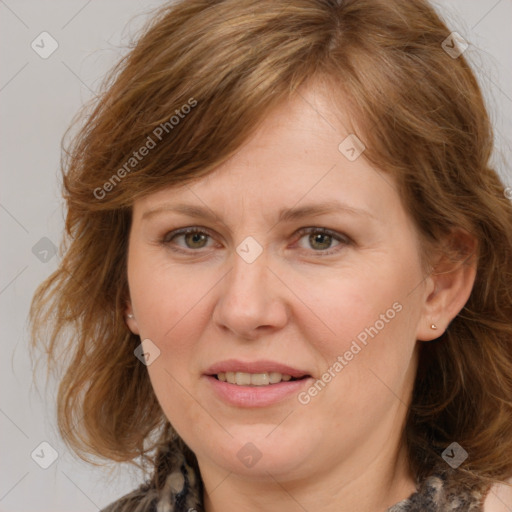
416, 229, 478, 342
125, 301, 140, 335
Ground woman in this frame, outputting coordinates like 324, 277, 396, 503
29, 0, 512, 510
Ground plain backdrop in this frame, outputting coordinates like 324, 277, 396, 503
1, 1, 511, 511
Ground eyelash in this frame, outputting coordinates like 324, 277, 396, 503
159, 226, 352, 256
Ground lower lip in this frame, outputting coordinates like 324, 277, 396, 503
205, 375, 312, 408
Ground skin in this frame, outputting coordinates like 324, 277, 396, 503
125, 80, 477, 512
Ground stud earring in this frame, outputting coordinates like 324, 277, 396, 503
431, 323, 438, 330
127, 313, 134, 319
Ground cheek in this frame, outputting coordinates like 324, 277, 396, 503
127, 254, 211, 390
132, 269, 207, 437
297, 255, 420, 357
297, 254, 422, 414
318, 289, 420, 414
128, 250, 212, 337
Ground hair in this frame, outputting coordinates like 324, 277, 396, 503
30, 0, 512, 495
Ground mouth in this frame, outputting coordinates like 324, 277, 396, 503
212, 371, 310, 386
203, 359, 313, 407
205, 359, 312, 384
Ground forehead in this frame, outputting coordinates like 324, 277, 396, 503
132, 82, 400, 226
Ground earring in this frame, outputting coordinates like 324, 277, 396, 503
431, 323, 438, 330
127, 313, 134, 319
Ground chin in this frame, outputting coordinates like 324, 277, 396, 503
198, 427, 316, 479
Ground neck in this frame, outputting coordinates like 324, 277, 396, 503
200, 433, 417, 512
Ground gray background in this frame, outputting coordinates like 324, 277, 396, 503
1, 1, 511, 510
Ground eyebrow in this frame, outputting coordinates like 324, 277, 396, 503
141, 200, 376, 224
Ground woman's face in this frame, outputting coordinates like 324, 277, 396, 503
126, 82, 432, 483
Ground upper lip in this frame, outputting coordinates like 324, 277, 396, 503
205, 359, 311, 379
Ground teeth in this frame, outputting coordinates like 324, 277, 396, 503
244, 372, 267, 385
235, 371, 252, 386
269, 372, 282, 384
217, 371, 295, 386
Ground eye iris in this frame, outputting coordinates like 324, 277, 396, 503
310, 232, 332, 250
185, 232, 208, 248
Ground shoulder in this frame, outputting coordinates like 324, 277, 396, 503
483, 480, 512, 512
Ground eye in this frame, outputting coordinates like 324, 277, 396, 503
294, 227, 350, 255
160, 226, 351, 256
161, 227, 215, 252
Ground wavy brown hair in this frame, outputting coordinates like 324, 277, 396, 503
30, 0, 512, 494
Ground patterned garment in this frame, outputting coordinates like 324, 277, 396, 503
101, 442, 489, 512
387, 471, 487, 512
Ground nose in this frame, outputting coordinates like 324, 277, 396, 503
212, 243, 289, 341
